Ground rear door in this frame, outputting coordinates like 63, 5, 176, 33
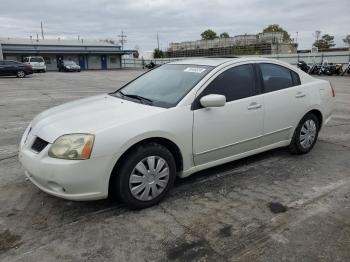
258, 63, 309, 146
192, 63, 264, 166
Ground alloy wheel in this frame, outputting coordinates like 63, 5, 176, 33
17, 71, 25, 78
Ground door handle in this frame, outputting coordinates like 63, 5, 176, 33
295, 92, 306, 98
247, 102, 262, 110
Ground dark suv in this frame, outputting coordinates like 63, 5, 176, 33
0, 60, 33, 78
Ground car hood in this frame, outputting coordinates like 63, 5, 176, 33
30, 94, 166, 143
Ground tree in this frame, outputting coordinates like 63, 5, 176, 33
201, 29, 217, 40
262, 24, 291, 42
343, 35, 350, 47
220, 32, 230, 38
153, 48, 164, 58
313, 34, 336, 50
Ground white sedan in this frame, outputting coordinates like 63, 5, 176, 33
19, 58, 335, 208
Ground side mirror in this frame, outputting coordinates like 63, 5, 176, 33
200, 94, 226, 108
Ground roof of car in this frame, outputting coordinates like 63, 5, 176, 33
168, 57, 282, 67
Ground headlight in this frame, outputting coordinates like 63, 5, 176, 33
48, 134, 94, 160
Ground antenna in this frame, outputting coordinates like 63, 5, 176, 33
41, 21, 45, 40
118, 31, 127, 50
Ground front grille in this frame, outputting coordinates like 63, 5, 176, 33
31, 137, 49, 153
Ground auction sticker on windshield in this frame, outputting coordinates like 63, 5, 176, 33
184, 67, 206, 73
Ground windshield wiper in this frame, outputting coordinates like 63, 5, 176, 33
117, 91, 153, 104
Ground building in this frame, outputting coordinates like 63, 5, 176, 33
167, 32, 297, 57
0, 37, 135, 70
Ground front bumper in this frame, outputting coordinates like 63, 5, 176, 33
19, 136, 114, 201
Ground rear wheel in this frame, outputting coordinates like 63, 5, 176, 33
112, 143, 176, 209
16, 70, 25, 78
289, 113, 319, 154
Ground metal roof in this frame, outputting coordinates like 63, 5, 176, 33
0, 37, 120, 47
0, 37, 135, 55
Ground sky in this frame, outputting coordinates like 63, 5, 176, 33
0, 0, 349, 52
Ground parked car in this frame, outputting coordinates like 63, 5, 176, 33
19, 58, 335, 209
341, 62, 350, 76
23, 56, 46, 72
58, 60, 81, 72
0, 60, 33, 78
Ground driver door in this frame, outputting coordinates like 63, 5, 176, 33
192, 63, 264, 166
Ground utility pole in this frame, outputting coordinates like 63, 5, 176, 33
157, 32, 160, 50
41, 21, 44, 40
118, 31, 127, 50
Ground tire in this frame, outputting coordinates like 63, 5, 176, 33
112, 142, 176, 209
289, 113, 320, 154
16, 70, 26, 78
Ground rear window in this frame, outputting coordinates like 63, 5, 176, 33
30, 57, 44, 62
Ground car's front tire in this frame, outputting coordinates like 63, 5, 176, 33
289, 113, 320, 154
16, 70, 26, 78
112, 142, 176, 209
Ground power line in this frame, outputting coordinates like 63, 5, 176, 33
157, 32, 160, 50
41, 21, 45, 40
118, 31, 127, 50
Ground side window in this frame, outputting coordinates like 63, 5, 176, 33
200, 64, 256, 103
260, 63, 294, 93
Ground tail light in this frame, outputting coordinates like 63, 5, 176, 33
330, 81, 335, 97
26, 64, 32, 69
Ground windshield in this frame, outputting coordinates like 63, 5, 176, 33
110, 64, 213, 108
64, 61, 77, 65
30, 57, 44, 62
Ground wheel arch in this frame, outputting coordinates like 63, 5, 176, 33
108, 137, 184, 197
306, 109, 323, 129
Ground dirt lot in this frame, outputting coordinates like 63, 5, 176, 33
0, 71, 349, 262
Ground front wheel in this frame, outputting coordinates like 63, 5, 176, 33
16, 70, 25, 78
112, 143, 176, 209
289, 113, 320, 154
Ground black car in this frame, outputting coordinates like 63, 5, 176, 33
58, 60, 81, 72
0, 60, 33, 78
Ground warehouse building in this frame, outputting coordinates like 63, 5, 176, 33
0, 37, 134, 70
